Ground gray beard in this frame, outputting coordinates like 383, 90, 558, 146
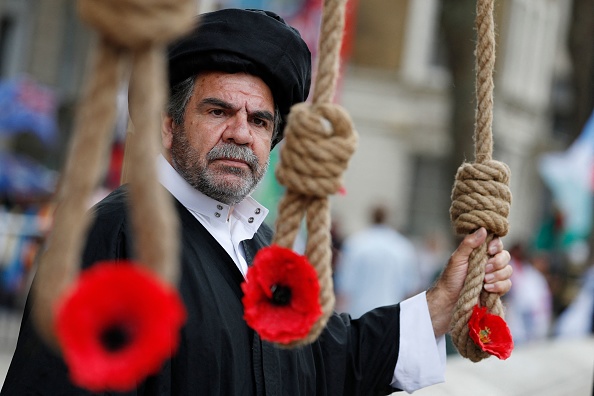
170, 129, 269, 205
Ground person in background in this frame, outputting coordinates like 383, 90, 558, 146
415, 230, 452, 290
335, 204, 420, 318
554, 263, 594, 339
504, 243, 553, 344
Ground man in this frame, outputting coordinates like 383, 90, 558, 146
2, 8, 512, 395
505, 243, 552, 345
335, 205, 421, 318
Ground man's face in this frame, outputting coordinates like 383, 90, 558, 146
162, 71, 275, 205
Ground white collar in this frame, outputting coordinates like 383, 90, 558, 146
156, 154, 268, 231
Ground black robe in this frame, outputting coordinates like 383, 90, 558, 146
2, 186, 402, 395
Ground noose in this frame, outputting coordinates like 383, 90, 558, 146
31, 0, 193, 350
272, 0, 358, 348
449, 0, 512, 362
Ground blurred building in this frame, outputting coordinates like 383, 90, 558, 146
0, 0, 91, 169
336, 0, 573, 245
0, 0, 576, 245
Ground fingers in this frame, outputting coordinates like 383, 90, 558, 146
484, 277, 512, 294
487, 236, 503, 255
484, 249, 512, 294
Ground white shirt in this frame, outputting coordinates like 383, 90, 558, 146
157, 154, 445, 393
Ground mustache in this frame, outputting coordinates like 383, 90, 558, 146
207, 144, 259, 169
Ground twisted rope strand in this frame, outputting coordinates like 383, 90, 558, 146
448, 0, 512, 362
272, 0, 357, 347
449, 235, 492, 362
126, 48, 180, 285
31, 0, 193, 350
312, 0, 347, 105
474, 0, 496, 164
273, 193, 309, 250
32, 41, 123, 348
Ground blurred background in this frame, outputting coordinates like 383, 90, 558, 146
0, 0, 593, 394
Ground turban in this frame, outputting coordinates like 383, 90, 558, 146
167, 8, 312, 148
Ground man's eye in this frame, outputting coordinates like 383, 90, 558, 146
253, 118, 268, 128
210, 109, 225, 116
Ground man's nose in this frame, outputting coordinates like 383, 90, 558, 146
222, 114, 253, 145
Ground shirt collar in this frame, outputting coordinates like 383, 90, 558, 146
156, 154, 268, 230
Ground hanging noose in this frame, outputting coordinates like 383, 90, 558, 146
448, 0, 513, 362
271, 0, 358, 348
32, 0, 193, 355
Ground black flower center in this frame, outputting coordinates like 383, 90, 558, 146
100, 324, 131, 352
270, 284, 292, 306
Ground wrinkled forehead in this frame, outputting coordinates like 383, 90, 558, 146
193, 71, 275, 113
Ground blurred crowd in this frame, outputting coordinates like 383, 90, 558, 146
0, 197, 52, 308
331, 204, 594, 352
0, 139, 123, 311
0, 75, 126, 311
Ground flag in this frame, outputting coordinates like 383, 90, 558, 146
538, 110, 594, 248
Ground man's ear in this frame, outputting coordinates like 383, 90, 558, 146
161, 113, 175, 150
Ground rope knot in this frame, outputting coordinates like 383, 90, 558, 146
276, 102, 358, 197
450, 160, 512, 237
77, 0, 195, 49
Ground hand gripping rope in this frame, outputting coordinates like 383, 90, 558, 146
448, 0, 513, 362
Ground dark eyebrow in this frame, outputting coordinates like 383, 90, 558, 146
199, 97, 233, 110
251, 109, 275, 123
199, 97, 274, 123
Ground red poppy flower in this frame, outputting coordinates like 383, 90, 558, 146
242, 245, 322, 344
468, 305, 513, 360
55, 261, 186, 392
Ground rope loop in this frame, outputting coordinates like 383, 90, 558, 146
77, 0, 195, 49
450, 160, 511, 236
33, 0, 192, 352
276, 102, 358, 197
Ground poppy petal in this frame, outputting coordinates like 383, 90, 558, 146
242, 245, 322, 344
468, 305, 514, 360
55, 261, 186, 392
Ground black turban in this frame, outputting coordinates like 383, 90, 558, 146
167, 8, 312, 148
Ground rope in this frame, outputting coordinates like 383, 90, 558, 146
449, 0, 512, 362
31, 0, 194, 350
272, 0, 357, 348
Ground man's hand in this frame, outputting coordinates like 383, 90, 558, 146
426, 227, 512, 337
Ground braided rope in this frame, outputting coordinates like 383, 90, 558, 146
449, 0, 513, 362
31, 0, 194, 349
272, 0, 358, 348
